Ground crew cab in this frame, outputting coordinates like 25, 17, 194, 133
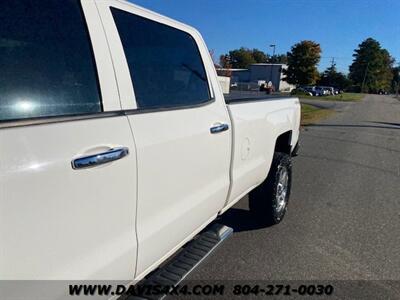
0, 0, 300, 294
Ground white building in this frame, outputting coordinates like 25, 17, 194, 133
217, 63, 295, 92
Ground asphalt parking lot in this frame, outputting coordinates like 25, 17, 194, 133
182, 95, 400, 298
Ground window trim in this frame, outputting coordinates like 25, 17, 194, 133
95, 0, 217, 111
0, 0, 106, 123
78, 1, 104, 113
109, 5, 214, 110
0, 97, 215, 129
110, 6, 213, 111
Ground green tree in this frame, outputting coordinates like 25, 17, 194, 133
284, 40, 321, 85
318, 64, 352, 90
220, 47, 271, 69
220, 48, 288, 69
269, 54, 288, 64
391, 66, 400, 93
251, 48, 268, 63
225, 47, 256, 69
349, 38, 394, 92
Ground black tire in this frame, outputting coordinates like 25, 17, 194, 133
249, 152, 292, 225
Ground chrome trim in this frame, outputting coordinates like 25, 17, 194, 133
71, 147, 129, 169
0, 111, 124, 129
0, 98, 216, 130
210, 123, 229, 134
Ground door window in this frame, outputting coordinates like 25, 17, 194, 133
0, 0, 102, 121
111, 8, 211, 110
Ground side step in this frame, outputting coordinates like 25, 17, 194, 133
124, 224, 233, 300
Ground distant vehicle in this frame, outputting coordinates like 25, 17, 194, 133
378, 89, 388, 95
314, 86, 328, 96
325, 87, 335, 96
295, 86, 313, 96
317, 86, 337, 96
334, 88, 343, 95
317, 86, 332, 95
293, 85, 340, 97
300, 85, 317, 96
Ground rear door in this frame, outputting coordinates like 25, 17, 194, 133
0, 0, 137, 280
96, 1, 232, 278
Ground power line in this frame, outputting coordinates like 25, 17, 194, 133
321, 56, 353, 59
320, 57, 354, 61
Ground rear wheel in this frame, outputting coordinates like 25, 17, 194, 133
249, 152, 292, 225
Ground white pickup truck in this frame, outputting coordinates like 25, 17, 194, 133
0, 0, 300, 290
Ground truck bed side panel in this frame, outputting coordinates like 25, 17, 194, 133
225, 97, 300, 207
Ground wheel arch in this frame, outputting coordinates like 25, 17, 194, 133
274, 130, 292, 155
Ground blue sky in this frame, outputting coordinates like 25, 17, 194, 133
130, 0, 400, 73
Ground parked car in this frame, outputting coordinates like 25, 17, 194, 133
303, 86, 316, 96
299, 85, 316, 96
1, 0, 300, 297
325, 87, 336, 95
314, 86, 331, 96
335, 88, 344, 94
378, 89, 388, 95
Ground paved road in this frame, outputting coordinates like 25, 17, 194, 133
182, 95, 400, 298
299, 98, 350, 110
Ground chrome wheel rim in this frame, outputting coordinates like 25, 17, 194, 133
276, 166, 288, 212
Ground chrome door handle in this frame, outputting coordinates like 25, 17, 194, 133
72, 147, 129, 169
210, 123, 229, 134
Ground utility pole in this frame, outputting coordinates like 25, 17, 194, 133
269, 44, 276, 88
397, 69, 400, 99
361, 62, 369, 93
330, 57, 335, 68
328, 57, 336, 86
270, 44, 276, 59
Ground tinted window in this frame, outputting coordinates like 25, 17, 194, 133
0, 0, 101, 121
111, 8, 211, 109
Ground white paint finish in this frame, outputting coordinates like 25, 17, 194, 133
291, 98, 302, 151
0, 117, 138, 279
95, 0, 137, 110
217, 76, 231, 94
128, 103, 231, 277
81, 0, 121, 111
134, 212, 219, 281
226, 98, 300, 206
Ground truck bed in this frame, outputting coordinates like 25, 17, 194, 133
222, 92, 300, 209
224, 91, 294, 104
